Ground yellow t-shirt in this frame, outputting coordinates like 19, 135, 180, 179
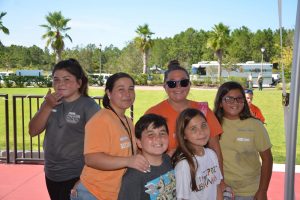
80, 108, 135, 200
220, 117, 272, 196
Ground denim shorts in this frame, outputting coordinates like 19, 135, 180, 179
70, 182, 97, 200
234, 196, 254, 200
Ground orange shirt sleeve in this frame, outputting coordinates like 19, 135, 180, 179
84, 110, 111, 154
206, 108, 223, 137
250, 104, 265, 123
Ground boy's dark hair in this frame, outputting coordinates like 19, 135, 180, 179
135, 114, 169, 139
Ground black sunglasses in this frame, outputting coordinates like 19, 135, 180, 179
166, 79, 190, 88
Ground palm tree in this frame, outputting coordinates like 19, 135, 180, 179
134, 24, 154, 74
40, 11, 72, 63
207, 23, 231, 80
0, 12, 10, 44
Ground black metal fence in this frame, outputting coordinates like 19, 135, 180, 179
0, 94, 134, 164
0, 94, 9, 163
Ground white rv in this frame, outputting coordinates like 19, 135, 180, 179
191, 61, 275, 87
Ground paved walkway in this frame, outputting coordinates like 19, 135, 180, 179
0, 163, 299, 200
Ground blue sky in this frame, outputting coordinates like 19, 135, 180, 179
0, 0, 297, 50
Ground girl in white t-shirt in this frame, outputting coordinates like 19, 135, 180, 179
172, 108, 223, 200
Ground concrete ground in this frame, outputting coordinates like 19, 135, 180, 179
0, 163, 299, 200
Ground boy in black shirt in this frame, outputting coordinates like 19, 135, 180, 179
118, 114, 176, 200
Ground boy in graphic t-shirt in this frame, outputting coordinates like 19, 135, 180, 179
118, 114, 176, 200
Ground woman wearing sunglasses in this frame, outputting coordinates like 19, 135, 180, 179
145, 60, 224, 179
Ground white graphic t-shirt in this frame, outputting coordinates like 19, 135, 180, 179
175, 148, 222, 200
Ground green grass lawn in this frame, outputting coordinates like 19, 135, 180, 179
0, 86, 299, 164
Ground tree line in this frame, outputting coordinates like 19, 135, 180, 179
0, 11, 294, 81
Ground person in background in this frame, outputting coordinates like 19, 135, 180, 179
245, 89, 265, 123
71, 72, 150, 200
118, 114, 176, 200
145, 60, 225, 189
29, 58, 100, 200
257, 73, 264, 91
247, 73, 253, 90
173, 108, 223, 200
214, 81, 273, 200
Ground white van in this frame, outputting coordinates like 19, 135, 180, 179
0, 71, 14, 84
90, 73, 112, 85
101, 73, 112, 84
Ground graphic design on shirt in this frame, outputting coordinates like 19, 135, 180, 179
236, 137, 251, 142
65, 112, 80, 124
197, 102, 208, 115
197, 165, 219, 191
119, 135, 131, 149
145, 170, 176, 200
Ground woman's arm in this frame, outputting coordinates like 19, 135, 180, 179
217, 184, 223, 200
208, 136, 226, 191
85, 152, 150, 172
254, 148, 273, 200
29, 89, 63, 136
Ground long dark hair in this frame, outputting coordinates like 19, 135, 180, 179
172, 108, 207, 191
52, 58, 89, 96
213, 81, 252, 124
102, 72, 135, 108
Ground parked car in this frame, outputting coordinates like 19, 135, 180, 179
0, 71, 14, 85
271, 73, 281, 86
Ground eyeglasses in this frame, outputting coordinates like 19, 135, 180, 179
166, 79, 190, 88
223, 96, 245, 104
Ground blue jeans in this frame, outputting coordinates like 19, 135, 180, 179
70, 182, 97, 200
234, 196, 254, 200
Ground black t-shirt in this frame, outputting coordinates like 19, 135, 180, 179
118, 154, 176, 200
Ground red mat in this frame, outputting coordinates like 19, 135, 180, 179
0, 163, 299, 200
268, 171, 300, 200
0, 164, 48, 200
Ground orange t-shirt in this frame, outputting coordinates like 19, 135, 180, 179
145, 100, 223, 150
80, 108, 135, 200
249, 103, 265, 123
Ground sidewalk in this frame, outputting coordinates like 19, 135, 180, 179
0, 163, 299, 200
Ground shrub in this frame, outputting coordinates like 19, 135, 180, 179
3, 75, 14, 88
12, 75, 27, 88
276, 82, 290, 90
147, 74, 163, 86
191, 79, 204, 86
227, 76, 247, 87
130, 73, 148, 85
203, 77, 213, 86
34, 76, 52, 88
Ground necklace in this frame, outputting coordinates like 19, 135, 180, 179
108, 105, 134, 155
